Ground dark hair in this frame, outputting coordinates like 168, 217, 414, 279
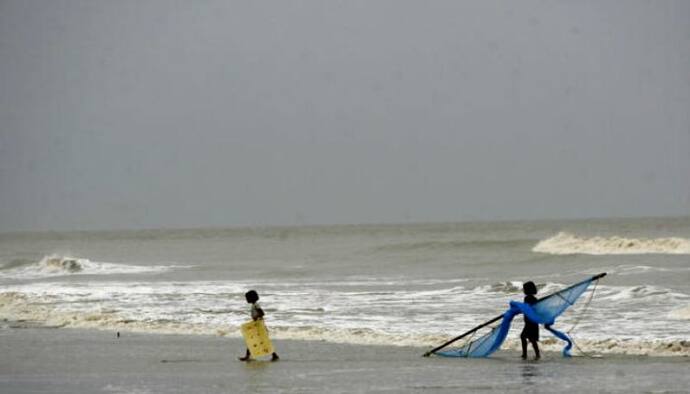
523, 281, 537, 296
245, 290, 259, 303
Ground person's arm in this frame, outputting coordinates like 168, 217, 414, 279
252, 305, 265, 321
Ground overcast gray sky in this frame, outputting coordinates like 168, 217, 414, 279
1, 0, 688, 232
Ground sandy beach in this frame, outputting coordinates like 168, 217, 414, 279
1, 327, 688, 394
3, 1, 689, 392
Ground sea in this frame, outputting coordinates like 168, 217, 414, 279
1, 217, 689, 357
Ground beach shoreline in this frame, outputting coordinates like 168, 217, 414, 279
2, 327, 688, 393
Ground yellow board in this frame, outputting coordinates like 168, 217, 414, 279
240, 320, 274, 357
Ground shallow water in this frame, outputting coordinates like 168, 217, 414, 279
1, 217, 689, 356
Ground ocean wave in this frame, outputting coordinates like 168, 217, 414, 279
668, 305, 690, 320
2, 295, 688, 357
606, 265, 686, 276
2, 280, 689, 357
476, 281, 523, 294
533, 232, 690, 255
595, 285, 687, 302
0, 255, 175, 280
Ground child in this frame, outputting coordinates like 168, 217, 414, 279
239, 290, 280, 362
520, 281, 540, 360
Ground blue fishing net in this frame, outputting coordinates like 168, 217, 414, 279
436, 277, 594, 358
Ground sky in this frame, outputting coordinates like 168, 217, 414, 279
1, 0, 689, 232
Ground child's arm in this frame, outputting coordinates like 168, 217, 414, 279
252, 305, 265, 321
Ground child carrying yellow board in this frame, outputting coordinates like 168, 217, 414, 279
239, 290, 279, 361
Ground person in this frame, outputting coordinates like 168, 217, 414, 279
239, 290, 280, 362
520, 281, 540, 360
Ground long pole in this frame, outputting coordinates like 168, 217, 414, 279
422, 273, 606, 357
422, 313, 503, 357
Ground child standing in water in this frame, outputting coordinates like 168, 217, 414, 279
239, 290, 279, 362
521, 281, 540, 360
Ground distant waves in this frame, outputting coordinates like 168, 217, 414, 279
533, 232, 690, 255
0, 255, 179, 280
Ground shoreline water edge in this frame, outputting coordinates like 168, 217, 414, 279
2, 218, 690, 359
1, 327, 689, 394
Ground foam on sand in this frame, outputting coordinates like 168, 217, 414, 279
533, 232, 690, 255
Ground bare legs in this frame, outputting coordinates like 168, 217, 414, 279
520, 334, 540, 360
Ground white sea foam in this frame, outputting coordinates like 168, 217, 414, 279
2, 279, 689, 356
2, 291, 688, 357
609, 265, 676, 275
0, 255, 175, 280
668, 305, 690, 320
533, 232, 690, 255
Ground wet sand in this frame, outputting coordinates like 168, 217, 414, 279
1, 328, 689, 393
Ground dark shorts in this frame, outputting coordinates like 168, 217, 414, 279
521, 323, 539, 341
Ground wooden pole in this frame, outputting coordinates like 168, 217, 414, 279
422, 273, 606, 357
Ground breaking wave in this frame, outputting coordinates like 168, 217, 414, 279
668, 305, 690, 320
533, 232, 690, 255
2, 280, 689, 357
0, 255, 175, 280
2, 299, 688, 357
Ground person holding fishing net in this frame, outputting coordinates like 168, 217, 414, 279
423, 273, 606, 359
520, 281, 540, 360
